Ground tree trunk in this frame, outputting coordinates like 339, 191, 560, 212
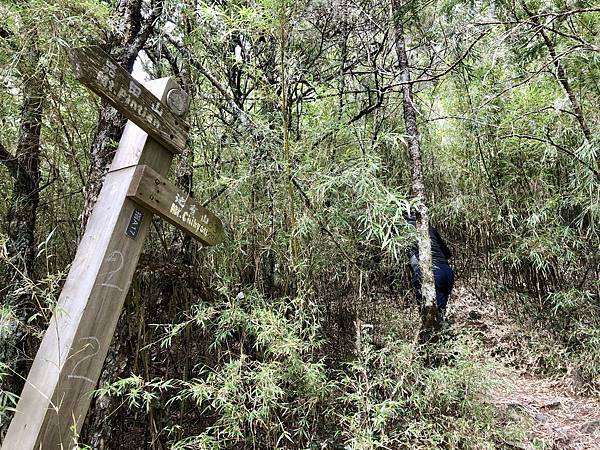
0, 39, 43, 434
4, 82, 43, 277
391, 0, 440, 341
80, 0, 163, 229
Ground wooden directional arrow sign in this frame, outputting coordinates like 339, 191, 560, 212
2, 47, 224, 450
68, 46, 189, 154
128, 165, 224, 246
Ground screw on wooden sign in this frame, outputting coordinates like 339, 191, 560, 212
166, 88, 189, 116
3, 49, 225, 449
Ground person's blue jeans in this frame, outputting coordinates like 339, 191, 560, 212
411, 263, 455, 313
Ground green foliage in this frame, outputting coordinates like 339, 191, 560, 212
163, 291, 329, 448
1, 0, 599, 446
313, 153, 415, 265
0, 362, 19, 428
335, 338, 518, 449
92, 291, 518, 449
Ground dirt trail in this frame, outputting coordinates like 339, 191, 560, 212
448, 286, 600, 450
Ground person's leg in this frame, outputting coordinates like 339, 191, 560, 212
443, 266, 455, 324
434, 265, 454, 319
435, 290, 448, 321
446, 264, 455, 294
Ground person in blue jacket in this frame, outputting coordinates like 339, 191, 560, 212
405, 214, 455, 320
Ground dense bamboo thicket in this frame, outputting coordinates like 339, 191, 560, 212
1, 0, 598, 448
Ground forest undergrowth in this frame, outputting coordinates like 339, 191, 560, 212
66, 278, 600, 450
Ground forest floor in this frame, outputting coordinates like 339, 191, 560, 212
448, 286, 600, 450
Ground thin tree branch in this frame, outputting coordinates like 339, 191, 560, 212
127, 1, 164, 61
166, 35, 233, 104
500, 133, 600, 181
291, 176, 360, 269
348, 87, 385, 124
404, 30, 490, 85
475, 8, 600, 27
202, 185, 228, 207
478, 44, 583, 108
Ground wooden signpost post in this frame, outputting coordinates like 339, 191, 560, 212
2, 47, 224, 449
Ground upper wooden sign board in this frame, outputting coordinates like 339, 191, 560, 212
127, 165, 225, 246
68, 46, 189, 154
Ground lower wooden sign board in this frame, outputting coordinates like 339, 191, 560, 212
127, 165, 225, 246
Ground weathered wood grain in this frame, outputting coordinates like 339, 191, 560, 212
128, 165, 225, 246
68, 46, 189, 154
1, 78, 183, 450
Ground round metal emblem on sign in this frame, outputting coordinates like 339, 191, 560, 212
167, 89, 189, 116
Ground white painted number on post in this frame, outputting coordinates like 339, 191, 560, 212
67, 336, 100, 385
99, 250, 124, 292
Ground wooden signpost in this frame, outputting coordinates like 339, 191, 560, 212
127, 165, 223, 247
2, 47, 224, 449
